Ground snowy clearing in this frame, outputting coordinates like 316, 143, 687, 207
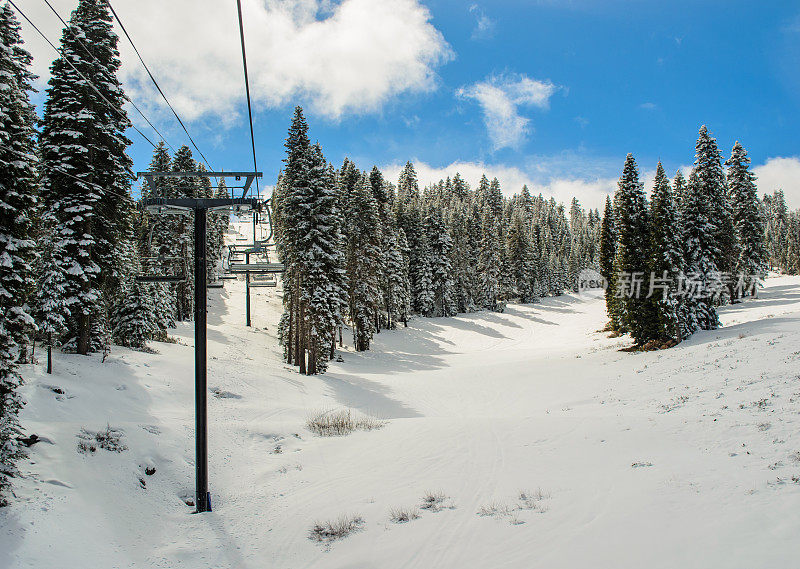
3, 274, 800, 568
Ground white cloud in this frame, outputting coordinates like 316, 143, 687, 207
382, 159, 616, 211
753, 156, 800, 207
18, 0, 452, 122
639, 102, 658, 110
457, 73, 558, 150
468, 4, 495, 40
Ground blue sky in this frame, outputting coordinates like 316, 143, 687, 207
19, 0, 800, 209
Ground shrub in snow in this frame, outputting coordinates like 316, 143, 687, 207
306, 409, 384, 437
420, 490, 454, 512
77, 426, 127, 454
309, 514, 365, 547
389, 507, 420, 523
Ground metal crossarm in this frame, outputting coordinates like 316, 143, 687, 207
137, 171, 263, 198
229, 262, 285, 273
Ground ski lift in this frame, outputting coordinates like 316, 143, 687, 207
136, 256, 187, 283
248, 274, 276, 288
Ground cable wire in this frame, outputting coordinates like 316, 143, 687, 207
103, 0, 215, 172
9, 0, 157, 149
236, 0, 260, 197
39, 0, 176, 154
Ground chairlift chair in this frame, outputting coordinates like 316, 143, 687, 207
136, 256, 187, 283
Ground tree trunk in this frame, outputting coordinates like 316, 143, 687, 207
286, 299, 294, 364
330, 333, 335, 360
47, 333, 52, 375
338, 325, 343, 347
298, 302, 306, 375
77, 314, 90, 355
308, 333, 316, 375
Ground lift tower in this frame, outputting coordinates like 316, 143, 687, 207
138, 170, 262, 513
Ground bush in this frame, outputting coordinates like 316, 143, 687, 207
309, 514, 365, 547
77, 425, 127, 454
306, 409, 384, 437
389, 507, 420, 523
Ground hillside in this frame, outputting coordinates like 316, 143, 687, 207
2, 272, 800, 569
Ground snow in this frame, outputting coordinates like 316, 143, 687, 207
3, 232, 800, 567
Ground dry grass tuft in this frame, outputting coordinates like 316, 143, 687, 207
306, 409, 385, 437
389, 507, 421, 523
309, 515, 365, 547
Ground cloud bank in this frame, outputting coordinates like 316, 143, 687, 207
19, 0, 453, 122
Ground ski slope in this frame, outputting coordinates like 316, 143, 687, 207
3, 267, 800, 568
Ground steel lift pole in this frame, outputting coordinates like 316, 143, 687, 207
138, 170, 261, 513
194, 208, 209, 512
245, 251, 251, 327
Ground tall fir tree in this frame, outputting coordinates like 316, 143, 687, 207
648, 162, 684, 340
613, 154, 656, 344
38, 0, 133, 354
0, 2, 38, 504
726, 142, 766, 299
346, 176, 381, 350
599, 196, 621, 329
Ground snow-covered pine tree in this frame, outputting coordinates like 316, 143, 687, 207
681, 168, 718, 331
763, 190, 789, 271
0, 3, 37, 366
36, 213, 70, 374
648, 162, 684, 340
275, 107, 313, 372
693, 126, 737, 304
169, 146, 197, 321
726, 142, 766, 300
38, 0, 133, 354
346, 176, 381, 351
614, 154, 657, 344
110, 239, 154, 349
303, 143, 346, 374
425, 209, 456, 317
599, 196, 621, 330
395, 229, 412, 325
506, 208, 536, 303
478, 210, 503, 311
0, 1, 37, 496
672, 170, 686, 208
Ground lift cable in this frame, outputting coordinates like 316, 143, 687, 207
9, 0, 157, 149
39, 0, 176, 154
235, 0, 260, 197
104, 0, 215, 173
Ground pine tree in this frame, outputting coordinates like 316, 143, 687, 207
346, 176, 381, 350
599, 196, 621, 329
0, 3, 37, 364
0, 4, 39, 503
649, 162, 684, 340
38, 0, 133, 354
479, 211, 503, 311
426, 209, 456, 317
681, 126, 730, 330
170, 146, 197, 321
506, 209, 536, 303
36, 213, 70, 374
726, 142, 766, 299
694, 125, 737, 304
303, 144, 346, 373
614, 154, 656, 344
275, 107, 313, 372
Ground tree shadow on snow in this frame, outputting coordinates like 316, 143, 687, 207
319, 372, 423, 419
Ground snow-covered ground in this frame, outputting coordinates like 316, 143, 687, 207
3, 245, 800, 567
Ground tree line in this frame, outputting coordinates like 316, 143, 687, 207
600, 126, 768, 347
273, 107, 603, 375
